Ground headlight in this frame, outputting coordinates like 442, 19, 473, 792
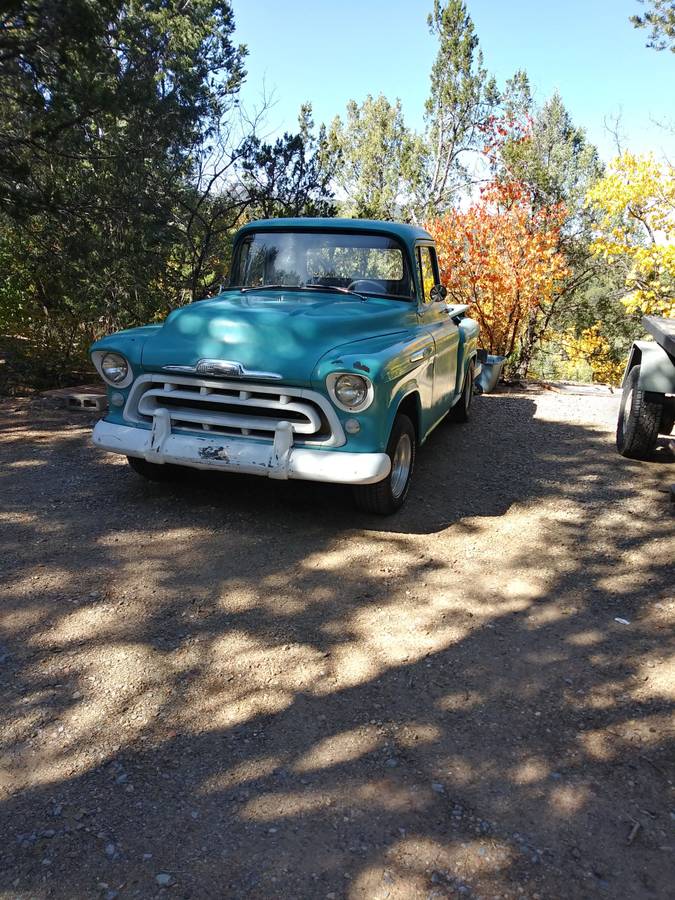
100, 352, 129, 385
327, 372, 373, 412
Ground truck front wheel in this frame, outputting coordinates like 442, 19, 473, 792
616, 365, 663, 459
352, 414, 416, 515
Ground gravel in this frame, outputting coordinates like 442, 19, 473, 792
0, 387, 673, 899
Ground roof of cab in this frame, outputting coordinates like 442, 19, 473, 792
235, 217, 432, 246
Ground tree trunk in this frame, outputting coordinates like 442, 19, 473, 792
514, 306, 540, 378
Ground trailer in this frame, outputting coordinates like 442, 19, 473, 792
617, 315, 675, 458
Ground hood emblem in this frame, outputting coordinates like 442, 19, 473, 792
162, 359, 282, 380
197, 359, 243, 378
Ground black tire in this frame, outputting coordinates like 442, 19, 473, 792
449, 360, 475, 423
659, 406, 675, 436
616, 366, 662, 459
127, 455, 184, 482
352, 414, 416, 515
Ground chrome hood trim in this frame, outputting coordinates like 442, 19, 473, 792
162, 359, 282, 380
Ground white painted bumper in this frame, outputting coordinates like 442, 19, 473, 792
92, 419, 391, 485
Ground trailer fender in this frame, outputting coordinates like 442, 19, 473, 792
623, 340, 675, 395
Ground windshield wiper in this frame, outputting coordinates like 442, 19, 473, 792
301, 284, 367, 301
240, 283, 367, 301
240, 284, 306, 293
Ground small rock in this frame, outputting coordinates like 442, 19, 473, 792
104, 843, 116, 859
431, 782, 445, 793
156, 873, 172, 887
42, 829, 56, 838
142, 852, 153, 861
385, 758, 399, 768
614, 617, 630, 625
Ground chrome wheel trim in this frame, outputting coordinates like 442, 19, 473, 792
390, 433, 412, 499
465, 366, 473, 411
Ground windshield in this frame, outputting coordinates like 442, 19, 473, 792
231, 230, 413, 299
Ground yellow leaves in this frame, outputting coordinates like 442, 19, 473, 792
586, 152, 675, 318
560, 323, 624, 386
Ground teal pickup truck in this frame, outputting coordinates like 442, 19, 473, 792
90, 218, 480, 514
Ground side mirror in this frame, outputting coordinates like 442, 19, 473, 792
429, 284, 448, 302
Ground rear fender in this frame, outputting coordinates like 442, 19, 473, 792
454, 317, 480, 397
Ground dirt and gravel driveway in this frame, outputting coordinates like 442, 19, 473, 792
1, 386, 674, 900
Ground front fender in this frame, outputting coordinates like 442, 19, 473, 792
312, 332, 435, 452
90, 325, 163, 369
89, 325, 163, 422
623, 340, 675, 395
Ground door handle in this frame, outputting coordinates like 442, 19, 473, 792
410, 347, 432, 363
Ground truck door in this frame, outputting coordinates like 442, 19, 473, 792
416, 243, 459, 423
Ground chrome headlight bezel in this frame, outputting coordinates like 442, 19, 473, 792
326, 372, 374, 413
92, 350, 134, 389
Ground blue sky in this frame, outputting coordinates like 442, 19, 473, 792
231, 0, 675, 162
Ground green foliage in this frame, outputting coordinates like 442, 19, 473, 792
501, 92, 603, 219
242, 105, 337, 219
631, 0, 675, 52
0, 2, 336, 389
418, 0, 499, 217
328, 94, 420, 220
327, 1, 500, 222
0, 0, 248, 380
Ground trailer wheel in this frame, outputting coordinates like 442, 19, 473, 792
616, 365, 662, 459
659, 406, 675, 436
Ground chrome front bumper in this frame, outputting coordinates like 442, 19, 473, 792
92, 418, 391, 485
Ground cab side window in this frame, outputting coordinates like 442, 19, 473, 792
417, 245, 440, 303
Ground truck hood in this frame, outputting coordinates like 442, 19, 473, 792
141, 290, 417, 383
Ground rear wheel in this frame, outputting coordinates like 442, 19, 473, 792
616, 365, 662, 459
449, 360, 475, 423
352, 414, 416, 515
127, 456, 184, 482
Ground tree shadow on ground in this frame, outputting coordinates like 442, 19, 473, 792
0, 392, 673, 898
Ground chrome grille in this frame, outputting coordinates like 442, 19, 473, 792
125, 375, 344, 446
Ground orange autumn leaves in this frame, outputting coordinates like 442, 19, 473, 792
426, 180, 568, 357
